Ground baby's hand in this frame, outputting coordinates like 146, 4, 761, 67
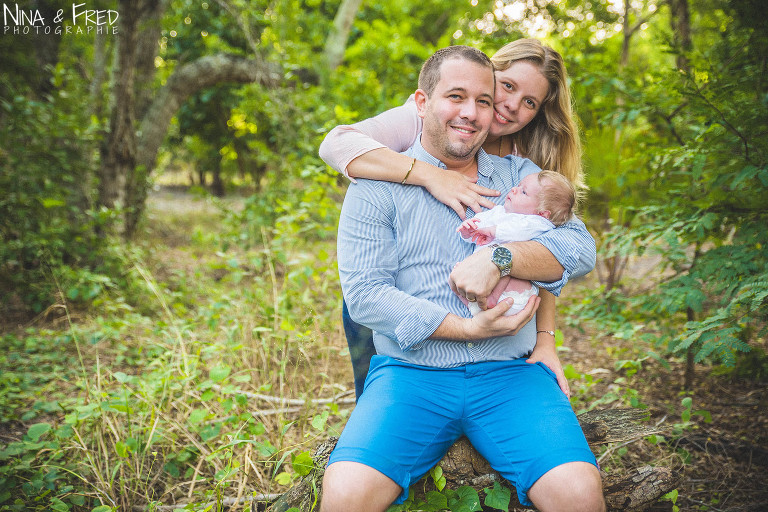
471, 227, 495, 246
457, 218, 481, 239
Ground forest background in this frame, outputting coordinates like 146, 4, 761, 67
0, 0, 767, 510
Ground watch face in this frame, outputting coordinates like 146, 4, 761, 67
492, 246, 513, 267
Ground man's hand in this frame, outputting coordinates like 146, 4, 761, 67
526, 338, 570, 397
466, 295, 540, 338
449, 246, 500, 310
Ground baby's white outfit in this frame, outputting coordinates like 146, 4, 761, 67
459, 206, 555, 316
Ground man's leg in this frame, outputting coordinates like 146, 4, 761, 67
322, 356, 463, 510
527, 461, 604, 512
321, 461, 401, 512
462, 359, 603, 510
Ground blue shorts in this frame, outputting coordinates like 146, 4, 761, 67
327, 355, 596, 506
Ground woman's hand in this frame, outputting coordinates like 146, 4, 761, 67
421, 165, 499, 219
526, 339, 570, 398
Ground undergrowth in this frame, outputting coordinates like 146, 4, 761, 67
0, 192, 351, 511
3, 189, 749, 511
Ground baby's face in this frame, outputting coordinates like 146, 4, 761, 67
504, 173, 542, 215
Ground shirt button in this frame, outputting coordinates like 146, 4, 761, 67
467, 342, 474, 348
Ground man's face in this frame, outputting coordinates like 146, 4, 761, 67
416, 58, 495, 165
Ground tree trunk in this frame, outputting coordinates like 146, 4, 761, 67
269, 409, 678, 512
135, 0, 167, 119
30, 0, 62, 96
211, 158, 225, 197
668, 0, 691, 71
121, 53, 279, 237
89, 29, 108, 120
98, 0, 141, 213
323, 0, 364, 71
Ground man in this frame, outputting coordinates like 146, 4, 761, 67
322, 46, 604, 512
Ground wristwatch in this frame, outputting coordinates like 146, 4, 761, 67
489, 243, 513, 277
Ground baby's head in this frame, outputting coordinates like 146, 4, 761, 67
504, 171, 577, 226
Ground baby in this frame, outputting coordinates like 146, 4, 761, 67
457, 170, 577, 316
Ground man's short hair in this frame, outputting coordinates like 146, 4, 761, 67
418, 45, 493, 96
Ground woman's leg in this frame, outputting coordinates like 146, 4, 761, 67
342, 300, 376, 400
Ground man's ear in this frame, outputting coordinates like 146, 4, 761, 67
414, 89, 428, 119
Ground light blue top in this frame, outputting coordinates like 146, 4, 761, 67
337, 137, 596, 367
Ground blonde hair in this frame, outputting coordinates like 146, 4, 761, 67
491, 39, 584, 190
536, 171, 580, 226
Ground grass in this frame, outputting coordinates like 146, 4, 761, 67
5, 187, 763, 511
0, 191, 353, 511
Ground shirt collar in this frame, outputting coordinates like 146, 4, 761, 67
410, 136, 447, 170
410, 134, 495, 178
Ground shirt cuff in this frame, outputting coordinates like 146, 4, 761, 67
393, 303, 449, 352
532, 270, 571, 297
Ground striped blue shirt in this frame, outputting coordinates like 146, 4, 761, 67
337, 137, 596, 367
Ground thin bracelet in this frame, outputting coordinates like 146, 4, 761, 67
536, 330, 555, 336
401, 157, 416, 184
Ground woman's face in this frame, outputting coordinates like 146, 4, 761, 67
490, 60, 549, 138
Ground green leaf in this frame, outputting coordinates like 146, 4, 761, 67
276, 471, 292, 485
210, 365, 231, 383
448, 486, 481, 512
50, 497, 70, 512
430, 465, 447, 491
199, 423, 221, 442
562, 364, 582, 380
311, 410, 329, 431
115, 440, 130, 458
164, 461, 180, 478
69, 494, 86, 506
483, 482, 511, 511
42, 198, 66, 208
424, 491, 449, 510
663, 489, 679, 504
113, 371, 130, 383
27, 422, 51, 441
188, 408, 207, 425
292, 450, 314, 476
693, 409, 712, 423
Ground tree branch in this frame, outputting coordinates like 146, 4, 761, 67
137, 53, 279, 174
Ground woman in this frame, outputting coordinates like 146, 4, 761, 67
320, 39, 583, 399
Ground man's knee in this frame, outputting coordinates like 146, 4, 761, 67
321, 461, 401, 512
528, 462, 605, 512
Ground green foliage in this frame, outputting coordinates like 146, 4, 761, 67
565, 4, 768, 373
0, 175, 351, 508
0, 65, 134, 313
4, 0, 768, 509
662, 488, 680, 512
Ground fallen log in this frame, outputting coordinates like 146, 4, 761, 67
267, 408, 679, 512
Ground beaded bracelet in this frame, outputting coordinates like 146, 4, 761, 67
536, 330, 555, 336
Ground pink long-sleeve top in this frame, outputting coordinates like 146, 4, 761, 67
318, 96, 422, 179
